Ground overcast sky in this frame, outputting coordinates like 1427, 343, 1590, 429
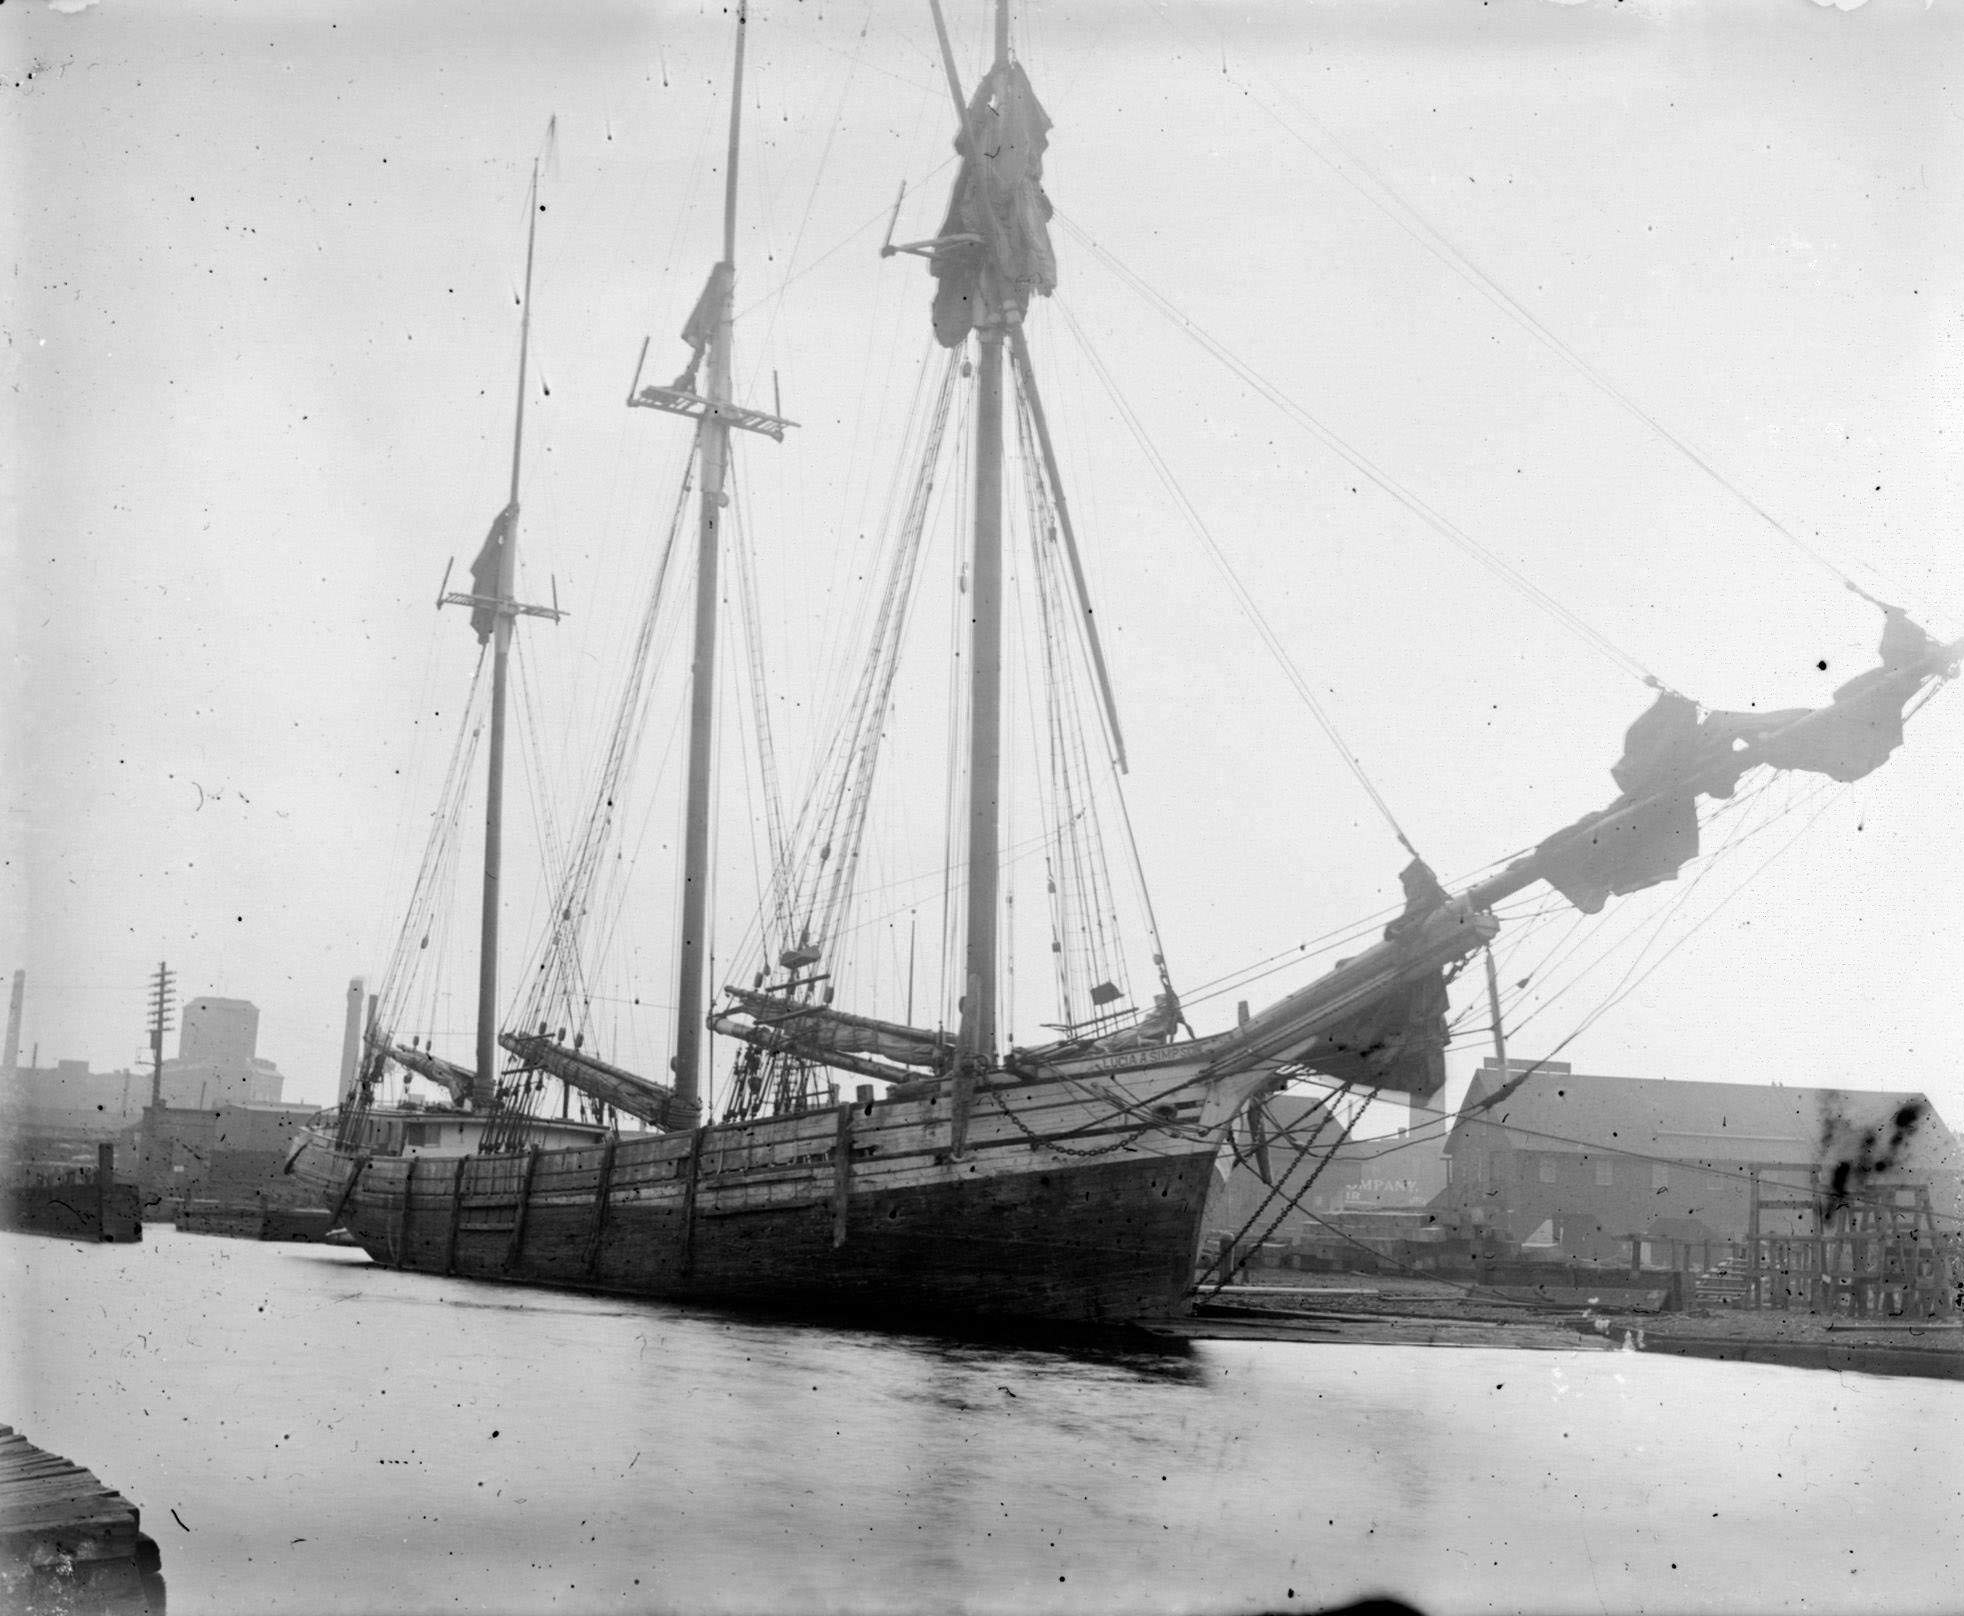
5, 0, 1960, 1125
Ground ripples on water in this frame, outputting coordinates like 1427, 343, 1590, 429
3, 1229, 1958, 1614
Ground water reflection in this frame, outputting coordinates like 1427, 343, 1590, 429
3, 1229, 1957, 1615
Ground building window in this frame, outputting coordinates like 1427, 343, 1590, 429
1538, 1157, 1558, 1185
1595, 1160, 1613, 1187
1651, 1163, 1669, 1191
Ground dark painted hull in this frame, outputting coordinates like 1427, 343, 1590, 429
307, 1136, 1220, 1324
296, 1056, 1273, 1325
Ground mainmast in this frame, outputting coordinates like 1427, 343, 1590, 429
671, 4, 749, 1129
623, 1, 790, 1124
954, 0, 1012, 1070
441, 149, 562, 1112
476, 165, 538, 1111
912, 1, 1086, 1074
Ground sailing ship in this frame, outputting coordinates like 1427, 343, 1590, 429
291, 1, 1960, 1326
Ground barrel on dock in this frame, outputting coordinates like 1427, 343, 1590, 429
0, 1424, 164, 1613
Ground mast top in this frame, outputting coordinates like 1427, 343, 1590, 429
625, 1, 794, 441
922, 0, 1056, 349
723, 0, 748, 267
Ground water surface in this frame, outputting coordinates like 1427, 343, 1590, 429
3, 1228, 1956, 1614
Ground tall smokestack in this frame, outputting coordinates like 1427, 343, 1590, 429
3, 970, 23, 1078
338, 976, 365, 1104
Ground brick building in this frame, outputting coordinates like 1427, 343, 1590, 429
1439, 1057, 1963, 1261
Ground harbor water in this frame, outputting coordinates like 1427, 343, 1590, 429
3, 1227, 1958, 1615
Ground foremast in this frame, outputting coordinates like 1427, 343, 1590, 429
439, 151, 564, 1112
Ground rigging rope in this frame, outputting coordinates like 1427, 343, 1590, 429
1012, 380, 1141, 1030
1051, 295, 1428, 862
1056, 217, 1668, 695
1194, 1085, 1365, 1297
511, 634, 571, 949
366, 651, 492, 1093
515, 441, 700, 1048
938, 385, 976, 1033
1134, 0, 1923, 618
781, 349, 963, 971
726, 468, 793, 952
1459, 780, 1851, 1124
737, 8, 875, 399
1492, 780, 1794, 1040
1454, 776, 1782, 1047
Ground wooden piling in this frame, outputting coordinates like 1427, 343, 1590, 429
503, 1147, 540, 1273
832, 1104, 853, 1248
583, 1135, 617, 1279
394, 1156, 418, 1269
96, 1144, 114, 1243
325, 1156, 368, 1230
679, 1127, 708, 1277
442, 1156, 467, 1275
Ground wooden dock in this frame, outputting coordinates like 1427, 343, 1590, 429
175, 1201, 332, 1242
1150, 1283, 1964, 1379
2, 1146, 143, 1245
0, 1425, 163, 1614
1146, 1295, 1614, 1355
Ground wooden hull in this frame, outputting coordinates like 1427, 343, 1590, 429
293, 1062, 1268, 1324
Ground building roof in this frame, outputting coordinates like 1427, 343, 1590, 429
1447, 1061, 1958, 1171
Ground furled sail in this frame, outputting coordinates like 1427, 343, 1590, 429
498, 1031, 682, 1129
467, 503, 516, 644
1538, 608, 1950, 914
1282, 858, 1456, 1101
715, 989, 955, 1071
671, 260, 734, 392
1199, 899, 1498, 1097
1536, 690, 1705, 914
930, 60, 1057, 348
383, 1040, 477, 1107
1292, 967, 1451, 1103
1708, 606, 1936, 784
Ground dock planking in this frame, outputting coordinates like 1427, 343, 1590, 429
0, 1425, 163, 1614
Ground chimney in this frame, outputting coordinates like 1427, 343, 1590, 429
3, 970, 22, 1078
338, 976, 365, 1104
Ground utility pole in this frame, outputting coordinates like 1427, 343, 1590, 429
143, 961, 175, 1201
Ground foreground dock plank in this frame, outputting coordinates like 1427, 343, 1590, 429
0, 1426, 163, 1614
